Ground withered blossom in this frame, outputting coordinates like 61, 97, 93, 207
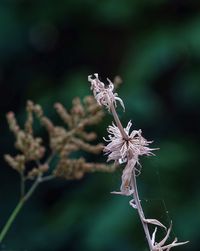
88, 73, 125, 111
151, 224, 189, 251
104, 120, 153, 165
104, 121, 154, 196
111, 158, 136, 196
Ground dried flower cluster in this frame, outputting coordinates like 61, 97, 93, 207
5, 97, 116, 185
0, 94, 117, 244
88, 74, 188, 251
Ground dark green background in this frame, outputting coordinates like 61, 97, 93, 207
0, 0, 199, 250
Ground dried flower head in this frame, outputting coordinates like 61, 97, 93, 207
6, 110, 45, 162
88, 73, 125, 111
104, 120, 154, 165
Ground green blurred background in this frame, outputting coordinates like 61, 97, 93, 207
0, 0, 199, 250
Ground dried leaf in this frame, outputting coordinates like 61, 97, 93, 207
143, 218, 166, 229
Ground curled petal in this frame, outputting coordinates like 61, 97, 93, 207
115, 96, 125, 111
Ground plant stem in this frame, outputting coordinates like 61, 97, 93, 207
0, 199, 24, 243
20, 172, 25, 198
40, 175, 55, 183
110, 104, 129, 140
110, 101, 153, 249
0, 175, 41, 243
131, 169, 153, 251
0, 146, 57, 244
110, 102, 153, 249
23, 175, 41, 201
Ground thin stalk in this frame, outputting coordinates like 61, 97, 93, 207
23, 175, 41, 201
46, 151, 56, 165
0, 148, 57, 244
110, 104, 129, 140
20, 172, 25, 198
110, 103, 153, 250
40, 175, 55, 183
131, 170, 153, 251
0, 199, 24, 243
0, 175, 41, 243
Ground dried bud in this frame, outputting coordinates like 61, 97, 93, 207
4, 154, 25, 173
113, 76, 123, 89
6, 112, 20, 135
24, 100, 37, 134
54, 157, 116, 180
50, 126, 68, 152
39, 164, 49, 173
41, 117, 55, 133
71, 97, 85, 116
78, 131, 97, 141
54, 103, 72, 127
71, 138, 103, 154
54, 158, 85, 180
33, 104, 43, 118
27, 168, 40, 180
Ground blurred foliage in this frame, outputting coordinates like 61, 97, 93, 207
0, 0, 199, 250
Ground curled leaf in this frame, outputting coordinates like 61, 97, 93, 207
151, 222, 189, 251
129, 199, 137, 209
143, 218, 166, 229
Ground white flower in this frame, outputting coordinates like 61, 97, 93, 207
104, 120, 153, 164
88, 73, 125, 111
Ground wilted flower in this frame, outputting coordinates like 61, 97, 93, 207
151, 224, 189, 251
104, 120, 154, 164
104, 120, 154, 196
111, 158, 136, 196
88, 73, 125, 111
